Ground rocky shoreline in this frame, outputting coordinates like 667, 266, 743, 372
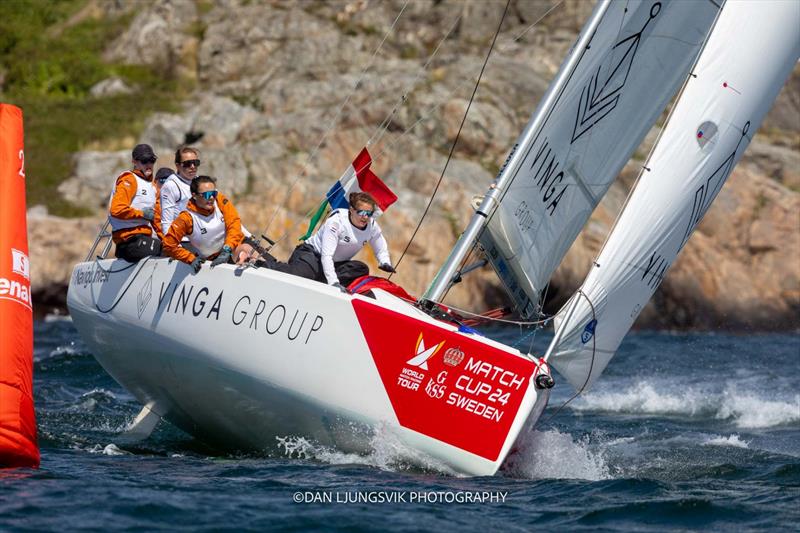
26, 0, 800, 330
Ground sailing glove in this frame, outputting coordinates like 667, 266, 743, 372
378, 263, 396, 273
211, 245, 232, 267
141, 207, 155, 221
190, 256, 205, 273
332, 282, 349, 294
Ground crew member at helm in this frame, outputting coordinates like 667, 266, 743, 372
261, 192, 395, 291
162, 175, 244, 273
108, 143, 162, 262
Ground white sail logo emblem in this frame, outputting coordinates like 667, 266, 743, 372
405, 333, 445, 370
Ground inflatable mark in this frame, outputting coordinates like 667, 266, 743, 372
0, 104, 40, 468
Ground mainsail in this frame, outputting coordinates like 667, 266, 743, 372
549, 0, 800, 391
477, 0, 720, 317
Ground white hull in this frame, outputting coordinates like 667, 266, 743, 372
67, 257, 549, 475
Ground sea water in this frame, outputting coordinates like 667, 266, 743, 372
1, 318, 798, 531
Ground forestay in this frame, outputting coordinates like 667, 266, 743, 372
479, 0, 720, 318
549, 0, 800, 391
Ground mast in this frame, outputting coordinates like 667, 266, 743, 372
422, 0, 613, 305
546, 0, 800, 391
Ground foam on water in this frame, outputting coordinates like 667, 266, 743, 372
35, 341, 85, 362
572, 380, 799, 428
571, 381, 709, 415
717, 388, 800, 429
276, 424, 459, 475
502, 429, 610, 481
702, 434, 750, 448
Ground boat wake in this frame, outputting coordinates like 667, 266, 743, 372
570, 380, 800, 428
501, 429, 610, 481
701, 434, 750, 448
275, 424, 461, 476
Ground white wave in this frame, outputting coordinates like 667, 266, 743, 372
71, 388, 117, 412
38, 342, 84, 362
85, 443, 130, 456
702, 434, 750, 448
571, 380, 800, 429
502, 429, 610, 481
572, 381, 708, 415
717, 389, 800, 429
276, 424, 459, 475
44, 312, 72, 323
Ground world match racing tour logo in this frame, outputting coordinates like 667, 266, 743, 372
397, 333, 526, 423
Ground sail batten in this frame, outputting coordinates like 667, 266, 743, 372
480, 0, 721, 318
549, 0, 800, 391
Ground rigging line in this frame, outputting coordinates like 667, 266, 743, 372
368, 13, 463, 149
260, 0, 409, 238
540, 289, 597, 426
374, 0, 563, 159
391, 0, 513, 273
588, 4, 724, 264
261, 0, 562, 249
526, 280, 552, 354
92, 256, 154, 314
512, 0, 564, 42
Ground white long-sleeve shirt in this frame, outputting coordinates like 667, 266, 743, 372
160, 173, 191, 234
307, 208, 390, 284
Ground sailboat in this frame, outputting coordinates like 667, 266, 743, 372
66, 0, 793, 476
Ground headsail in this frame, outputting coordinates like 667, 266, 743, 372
478, 0, 720, 317
549, 0, 800, 391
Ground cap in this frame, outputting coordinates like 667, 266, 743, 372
132, 144, 157, 161
155, 167, 173, 182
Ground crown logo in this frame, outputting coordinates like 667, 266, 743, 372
443, 347, 465, 367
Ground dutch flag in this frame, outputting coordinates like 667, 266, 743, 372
301, 147, 397, 240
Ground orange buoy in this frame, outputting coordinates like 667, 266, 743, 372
0, 103, 39, 468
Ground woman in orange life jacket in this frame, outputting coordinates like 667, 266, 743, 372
162, 175, 245, 272
259, 192, 395, 291
108, 144, 162, 262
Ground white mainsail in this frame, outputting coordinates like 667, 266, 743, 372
549, 0, 800, 391
479, 0, 720, 317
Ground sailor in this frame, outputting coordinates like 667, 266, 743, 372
159, 145, 201, 234
261, 192, 395, 291
155, 167, 174, 191
162, 175, 245, 272
161, 144, 256, 261
108, 144, 162, 262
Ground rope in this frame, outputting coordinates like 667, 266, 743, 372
512, 0, 564, 42
367, 14, 463, 148
92, 256, 154, 314
392, 0, 513, 273
261, 1, 409, 238
540, 289, 598, 425
440, 300, 552, 327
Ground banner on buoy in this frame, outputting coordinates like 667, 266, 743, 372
0, 103, 40, 468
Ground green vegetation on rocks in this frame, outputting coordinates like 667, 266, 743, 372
0, 0, 187, 216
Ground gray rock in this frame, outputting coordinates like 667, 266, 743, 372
59, 150, 131, 208
89, 77, 134, 97
200, 147, 248, 195
141, 112, 194, 150
192, 95, 259, 148
104, 0, 199, 80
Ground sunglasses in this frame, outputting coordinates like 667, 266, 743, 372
138, 157, 157, 165
354, 209, 374, 217
181, 159, 201, 168
197, 190, 218, 201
